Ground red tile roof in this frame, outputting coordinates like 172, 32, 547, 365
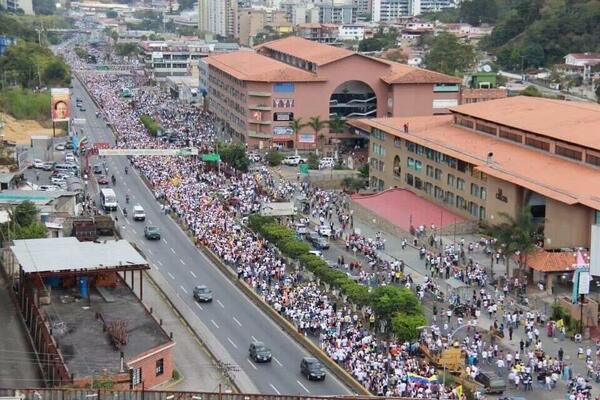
255, 36, 355, 66
377, 58, 462, 84
522, 249, 581, 272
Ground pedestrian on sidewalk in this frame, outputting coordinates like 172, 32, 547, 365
509, 325, 514, 341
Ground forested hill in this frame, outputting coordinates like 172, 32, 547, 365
429, 0, 600, 69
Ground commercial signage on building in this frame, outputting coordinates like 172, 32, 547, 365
495, 188, 508, 203
273, 82, 295, 93
251, 110, 262, 121
298, 133, 315, 144
273, 126, 294, 136
273, 112, 294, 121
272, 98, 294, 109
50, 88, 70, 122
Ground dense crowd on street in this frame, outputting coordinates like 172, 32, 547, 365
60, 43, 597, 400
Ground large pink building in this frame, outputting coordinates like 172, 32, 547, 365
203, 36, 461, 150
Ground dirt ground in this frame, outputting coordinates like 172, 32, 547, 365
0, 113, 57, 144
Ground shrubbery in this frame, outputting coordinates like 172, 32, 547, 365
140, 114, 162, 136
247, 214, 426, 340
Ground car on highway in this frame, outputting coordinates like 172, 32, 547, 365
65, 153, 76, 163
42, 161, 55, 171
249, 341, 272, 363
39, 184, 60, 191
144, 225, 161, 240
55, 143, 65, 151
79, 106, 86, 112
306, 231, 329, 250
308, 250, 323, 258
97, 175, 109, 185
318, 224, 332, 237
193, 285, 213, 302
282, 155, 306, 166
93, 164, 103, 174
32, 159, 44, 169
50, 176, 66, 185
132, 205, 146, 221
300, 357, 325, 381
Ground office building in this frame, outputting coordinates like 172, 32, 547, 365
237, 7, 290, 46
295, 22, 339, 43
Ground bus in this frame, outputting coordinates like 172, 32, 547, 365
100, 188, 117, 211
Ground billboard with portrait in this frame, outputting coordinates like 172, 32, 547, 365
51, 88, 70, 122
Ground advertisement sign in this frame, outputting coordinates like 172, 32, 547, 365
591, 225, 600, 276
298, 133, 315, 144
50, 88, 70, 122
273, 126, 294, 136
272, 98, 294, 109
260, 202, 295, 216
273, 112, 293, 122
579, 270, 591, 295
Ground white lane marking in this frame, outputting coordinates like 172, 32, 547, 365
153, 264, 160, 271
273, 357, 283, 367
180, 259, 186, 265
157, 260, 163, 266
216, 299, 225, 308
247, 359, 257, 370
227, 337, 238, 349
180, 285, 188, 294
131, 228, 137, 234
210, 319, 219, 329
167, 272, 175, 280
232, 317, 242, 327
297, 380, 310, 393
147, 248, 153, 255
170, 247, 175, 254
125, 218, 131, 225
189, 270, 197, 278
251, 336, 258, 342
195, 303, 203, 311
162, 238, 168, 244
269, 384, 281, 395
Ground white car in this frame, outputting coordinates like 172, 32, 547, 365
65, 153, 76, 163
248, 153, 262, 163
318, 225, 332, 237
32, 159, 44, 169
50, 176, 66, 185
55, 143, 66, 151
319, 157, 335, 169
39, 185, 60, 191
133, 205, 146, 221
282, 155, 307, 166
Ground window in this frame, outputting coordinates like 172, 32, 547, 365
446, 191, 454, 205
471, 183, 479, 197
424, 181, 432, 194
372, 128, 385, 140
455, 117, 474, 129
407, 157, 415, 169
587, 153, 600, 167
415, 177, 423, 190
393, 156, 401, 177
480, 187, 487, 200
457, 160, 468, 173
479, 206, 486, 220
435, 168, 442, 180
426, 165, 434, 177
415, 160, 422, 171
156, 359, 164, 376
555, 145, 582, 161
447, 174, 455, 187
406, 141, 416, 152
435, 186, 444, 199
525, 137, 550, 151
468, 201, 478, 216
499, 129, 522, 143
394, 137, 402, 148
456, 178, 465, 190
405, 173, 414, 186
456, 196, 466, 210
476, 122, 497, 136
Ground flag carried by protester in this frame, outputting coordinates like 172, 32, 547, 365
407, 372, 438, 384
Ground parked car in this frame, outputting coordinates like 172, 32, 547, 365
282, 155, 307, 166
42, 162, 55, 171
32, 159, 44, 169
132, 205, 146, 221
97, 175, 109, 185
319, 157, 335, 169
307, 231, 329, 249
55, 143, 66, 151
39, 185, 60, 191
193, 285, 213, 302
50, 176, 66, 185
65, 153, 76, 163
249, 341, 272, 363
318, 225, 332, 237
300, 357, 326, 381
93, 164, 103, 174
144, 225, 161, 240
475, 371, 506, 394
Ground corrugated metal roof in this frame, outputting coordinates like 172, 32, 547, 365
11, 237, 147, 274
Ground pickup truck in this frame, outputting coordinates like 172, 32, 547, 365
282, 155, 307, 166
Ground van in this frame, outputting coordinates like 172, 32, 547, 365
55, 163, 79, 175
133, 205, 146, 221
475, 371, 506, 394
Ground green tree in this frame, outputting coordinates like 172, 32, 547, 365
521, 85, 544, 97
370, 285, 421, 324
265, 150, 283, 166
288, 117, 306, 142
328, 114, 345, 134
459, 0, 498, 26
307, 152, 319, 170
391, 313, 427, 341
115, 42, 138, 56
42, 59, 70, 86
105, 10, 118, 18
0, 41, 70, 88
32, 0, 56, 15
14, 200, 37, 227
595, 84, 600, 103
423, 32, 475, 75
218, 142, 249, 172
307, 116, 327, 149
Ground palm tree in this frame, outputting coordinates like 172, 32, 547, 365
483, 206, 541, 284
328, 114, 346, 134
288, 117, 306, 150
307, 116, 328, 152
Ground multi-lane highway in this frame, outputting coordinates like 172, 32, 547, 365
70, 76, 353, 396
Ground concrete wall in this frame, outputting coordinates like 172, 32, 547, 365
485, 176, 522, 223
390, 84, 459, 116
127, 343, 174, 389
545, 199, 593, 249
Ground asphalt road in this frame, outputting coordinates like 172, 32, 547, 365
69, 77, 353, 396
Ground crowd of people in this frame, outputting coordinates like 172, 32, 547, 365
60, 41, 598, 400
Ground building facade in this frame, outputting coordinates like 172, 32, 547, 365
1, 0, 33, 14
206, 0, 237, 37
318, 2, 357, 23
237, 7, 290, 46
361, 96, 600, 249
204, 36, 460, 150
295, 22, 339, 43
372, 0, 410, 21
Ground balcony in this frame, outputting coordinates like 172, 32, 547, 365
248, 104, 272, 111
248, 119, 272, 125
248, 91, 271, 97
248, 131, 272, 139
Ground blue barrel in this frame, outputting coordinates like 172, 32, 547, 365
79, 275, 88, 298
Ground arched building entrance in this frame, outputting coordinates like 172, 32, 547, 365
329, 80, 377, 118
